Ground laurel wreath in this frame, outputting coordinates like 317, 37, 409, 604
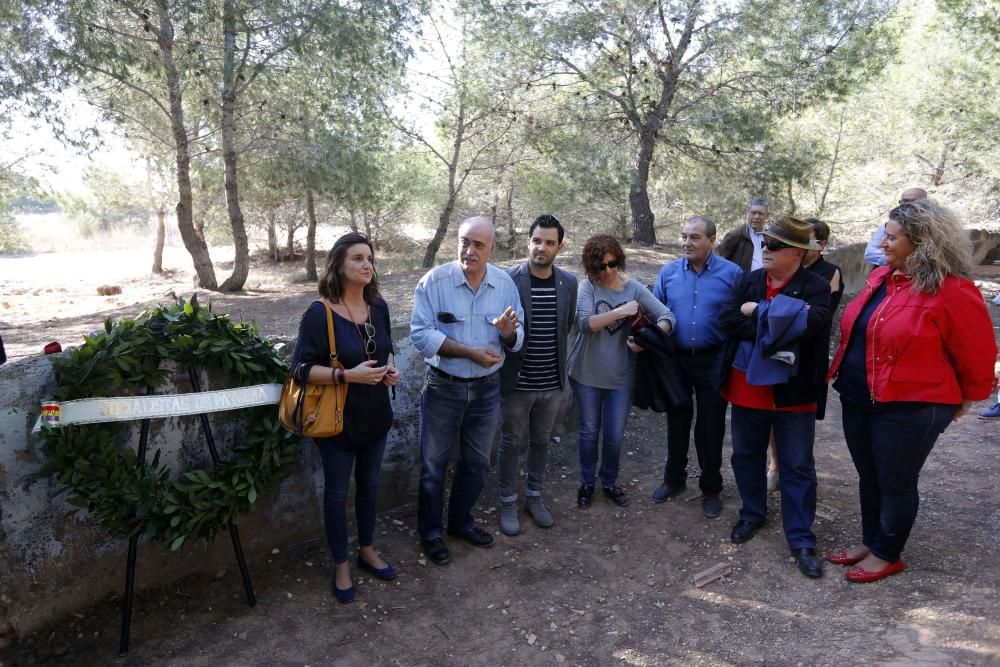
40, 296, 300, 550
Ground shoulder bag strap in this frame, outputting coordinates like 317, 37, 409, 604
322, 300, 338, 363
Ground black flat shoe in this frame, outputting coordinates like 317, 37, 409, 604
730, 519, 763, 544
651, 482, 686, 503
602, 485, 630, 507
421, 537, 451, 565
577, 484, 594, 509
358, 555, 397, 580
446, 526, 495, 548
702, 495, 722, 518
792, 547, 824, 578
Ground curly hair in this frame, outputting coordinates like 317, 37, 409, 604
318, 232, 382, 304
888, 199, 972, 294
581, 234, 626, 278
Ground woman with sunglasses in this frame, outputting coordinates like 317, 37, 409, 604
290, 232, 400, 603
827, 199, 997, 583
568, 234, 675, 509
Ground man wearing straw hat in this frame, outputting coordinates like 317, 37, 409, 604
717, 215, 833, 579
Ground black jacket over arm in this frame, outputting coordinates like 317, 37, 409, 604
717, 267, 833, 418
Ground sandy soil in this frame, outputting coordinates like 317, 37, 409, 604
2, 236, 1000, 666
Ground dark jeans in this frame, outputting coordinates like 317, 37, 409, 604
498, 389, 563, 502
731, 406, 817, 549
571, 378, 631, 487
663, 351, 728, 495
417, 370, 502, 540
315, 435, 388, 563
840, 397, 956, 562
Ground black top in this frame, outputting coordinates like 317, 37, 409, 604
806, 256, 844, 311
291, 299, 393, 449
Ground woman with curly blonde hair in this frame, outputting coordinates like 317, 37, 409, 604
826, 199, 997, 583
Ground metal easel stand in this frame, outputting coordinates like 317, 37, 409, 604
118, 370, 257, 656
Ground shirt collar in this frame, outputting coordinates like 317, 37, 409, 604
450, 261, 495, 289
682, 251, 717, 273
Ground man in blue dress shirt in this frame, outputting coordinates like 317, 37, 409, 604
651, 216, 743, 518
410, 216, 525, 565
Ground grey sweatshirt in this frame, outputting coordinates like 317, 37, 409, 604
568, 278, 675, 389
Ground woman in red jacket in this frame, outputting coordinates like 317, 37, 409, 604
827, 199, 998, 583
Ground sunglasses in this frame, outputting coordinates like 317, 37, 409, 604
761, 239, 792, 251
596, 260, 620, 271
360, 321, 376, 356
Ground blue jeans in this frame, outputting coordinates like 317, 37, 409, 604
840, 397, 955, 562
315, 435, 388, 563
730, 406, 817, 549
417, 370, 502, 540
571, 378, 632, 487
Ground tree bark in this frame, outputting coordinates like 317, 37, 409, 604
817, 110, 845, 216
305, 189, 318, 280
505, 183, 515, 256
266, 210, 278, 261
422, 96, 467, 268
218, 0, 249, 292
152, 204, 166, 273
629, 129, 657, 244
156, 1, 216, 289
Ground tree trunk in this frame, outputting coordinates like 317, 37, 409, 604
348, 208, 358, 232
423, 192, 457, 268
305, 189, 318, 280
787, 181, 797, 215
285, 220, 295, 260
933, 146, 948, 186
817, 110, 845, 216
218, 0, 249, 292
266, 210, 278, 261
363, 211, 373, 239
157, 2, 216, 289
629, 130, 657, 244
505, 183, 515, 256
152, 204, 166, 273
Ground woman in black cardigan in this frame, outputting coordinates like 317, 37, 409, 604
290, 232, 400, 603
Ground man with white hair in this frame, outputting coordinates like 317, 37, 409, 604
410, 216, 525, 565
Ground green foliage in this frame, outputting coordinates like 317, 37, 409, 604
41, 297, 300, 550
56, 167, 150, 237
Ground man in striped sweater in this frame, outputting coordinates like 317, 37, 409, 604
497, 214, 578, 535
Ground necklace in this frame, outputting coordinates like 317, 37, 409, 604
341, 300, 374, 359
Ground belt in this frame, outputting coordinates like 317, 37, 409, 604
429, 367, 496, 383
676, 346, 722, 356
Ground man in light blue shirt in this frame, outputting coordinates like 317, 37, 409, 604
864, 187, 928, 266
410, 216, 524, 565
651, 216, 742, 518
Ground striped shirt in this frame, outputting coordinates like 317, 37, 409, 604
516, 273, 560, 391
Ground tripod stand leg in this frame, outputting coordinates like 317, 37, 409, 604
188, 366, 257, 608
118, 535, 139, 656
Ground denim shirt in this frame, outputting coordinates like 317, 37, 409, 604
653, 253, 743, 351
410, 261, 525, 379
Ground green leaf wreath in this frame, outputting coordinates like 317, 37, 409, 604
41, 296, 300, 551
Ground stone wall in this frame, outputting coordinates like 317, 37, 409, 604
0, 323, 424, 642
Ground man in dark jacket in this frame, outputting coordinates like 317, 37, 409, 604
497, 214, 578, 535
717, 198, 769, 272
718, 215, 832, 579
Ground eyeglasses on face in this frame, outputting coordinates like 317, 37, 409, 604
361, 321, 376, 356
761, 239, 792, 251
596, 260, 620, 271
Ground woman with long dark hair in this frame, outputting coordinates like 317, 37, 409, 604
290, 232, 400, 602
827, 200, 997, 582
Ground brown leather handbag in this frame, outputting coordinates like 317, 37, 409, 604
278, 301, 347, 437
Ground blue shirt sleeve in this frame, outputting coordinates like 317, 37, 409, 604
409, 270, 447, 358
864, 224, 887, 266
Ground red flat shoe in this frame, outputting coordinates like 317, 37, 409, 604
845, 560, 906, 583
827, 548, 865, 566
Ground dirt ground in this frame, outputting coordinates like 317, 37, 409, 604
2, 236, 1000, 666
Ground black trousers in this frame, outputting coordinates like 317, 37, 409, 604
662, 350, 728, 495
